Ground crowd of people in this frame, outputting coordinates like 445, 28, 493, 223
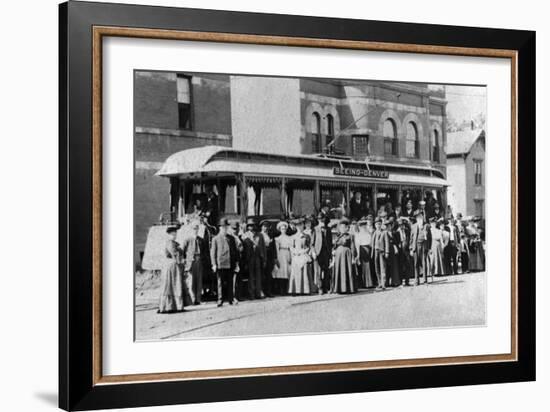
157, 191, 485, 314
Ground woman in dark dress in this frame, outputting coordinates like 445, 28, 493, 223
469, 233, 484, 271
331, 218, 356, 294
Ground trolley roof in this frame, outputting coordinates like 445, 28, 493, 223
156, 146, 448, 187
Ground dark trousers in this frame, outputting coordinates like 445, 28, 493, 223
399, 250, 411, 285
247, 257, 263, 299
374, 250, 387, 288
413, 242, 429, 284
262, 260, 274, 297
216, 269, 234, 304
460, 252, 469, 273
319, 264, 331, 293
444, 242, 458, 274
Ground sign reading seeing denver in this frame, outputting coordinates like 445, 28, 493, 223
333, 167, 390, 179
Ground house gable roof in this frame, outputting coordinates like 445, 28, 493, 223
446, 129, 485, 157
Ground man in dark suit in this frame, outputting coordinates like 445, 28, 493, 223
315, 213, 333, 294
227, 221, 243, 302
444, 218, 460, 274
372, 217, 390, 290
349, 191, 367, 221
181, 220, 208, 305
210, 218, 239, 307
242, 220, 266, 299
409, 210, 429, 285
395, 218, 411, 286
204, 187, 219, 228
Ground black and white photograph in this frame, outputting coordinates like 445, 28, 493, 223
134, 71, 487, 341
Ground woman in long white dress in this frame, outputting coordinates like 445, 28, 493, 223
274, 221, 292, 295
288, 218, 312, 295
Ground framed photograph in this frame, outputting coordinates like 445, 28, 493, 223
59, 1, 535, 410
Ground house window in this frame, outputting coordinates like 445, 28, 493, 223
326, 114, 335, 147
474, 160, 483, 185
177, 75, 192, 130
352, 135, 370, 156
383, 118, 398, 156
406, 121, 419, 158
311, 112, 322, 153
474, 199, 484, 217
432, 129, 440, 162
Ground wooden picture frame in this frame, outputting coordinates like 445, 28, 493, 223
59, 1, 535, 410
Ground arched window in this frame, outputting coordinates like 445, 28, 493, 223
406, 121, 419, 158
326, 114, 335, 148
383, 118, 398, 156
432, 129, 440, 162
311, 112, 322, 153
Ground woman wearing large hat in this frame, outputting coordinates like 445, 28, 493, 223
158, 226, 187, 313
288, 218, 312, 295
331, 218, 356, 294
273, 220, 292, 294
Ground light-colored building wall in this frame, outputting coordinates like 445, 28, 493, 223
230, 76, 302, 155
464, 139, 485, 217
446, 157, 467, 216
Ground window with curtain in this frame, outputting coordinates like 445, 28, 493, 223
311, 112, 322, 153
383, 118, 398, 156
406, 121, 419, 158
176, 74, 192, 130
474, 160, 483, 185
352, 135, 370, 156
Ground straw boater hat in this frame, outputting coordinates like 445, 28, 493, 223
374, 217, 382, 224
358, 218, 368, 226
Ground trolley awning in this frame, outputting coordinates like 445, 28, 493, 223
157, 146, 448, 187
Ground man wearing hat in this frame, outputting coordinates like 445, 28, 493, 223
181, 220, 208, 305
444, 217, 460, 275
242, 218, 266, 299
395, 217, 412, 286
227, 221, 244, 302
409, 210, 429, 285
371, 217, 389, 290
260, 220, 275, 298
210, 217, 239, 307
314, 212, 333, 294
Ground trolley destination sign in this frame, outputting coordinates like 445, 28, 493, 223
333, 166, 390, 179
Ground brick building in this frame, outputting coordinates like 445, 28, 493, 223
134, 71, 448, 267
